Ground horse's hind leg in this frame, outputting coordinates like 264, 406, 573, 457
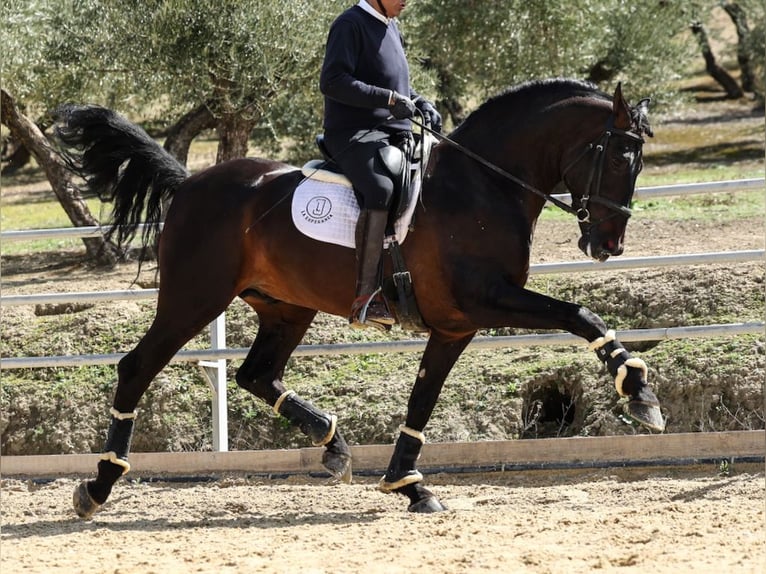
235, 298, 352, 482
74, 293, 234, 519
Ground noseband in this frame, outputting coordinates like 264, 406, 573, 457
559, 117, 645, 226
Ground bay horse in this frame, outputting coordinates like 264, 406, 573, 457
55, 78, 662, 517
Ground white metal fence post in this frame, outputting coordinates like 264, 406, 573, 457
198, 314, 229, 452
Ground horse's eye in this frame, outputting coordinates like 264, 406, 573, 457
610, 142, 640, 171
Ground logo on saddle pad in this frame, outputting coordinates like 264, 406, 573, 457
301, 196, 334, 225
291, 167, 421, 249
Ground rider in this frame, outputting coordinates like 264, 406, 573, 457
320, 0, 442, 329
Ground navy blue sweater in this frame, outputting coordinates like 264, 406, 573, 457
320, 5, 417, 131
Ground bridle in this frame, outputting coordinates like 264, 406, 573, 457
557, 115, 645, 226
411, 114, 645, 225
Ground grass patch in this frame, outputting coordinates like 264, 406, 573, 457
1, 195, 106, 255
540, 188, 763, 223
631, 190, 764, 222
638, 163, 763, 186
1, 197, 103, 227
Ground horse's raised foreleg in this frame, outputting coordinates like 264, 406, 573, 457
235, 300, 352, 482
464, 284, 664, 432
585, 327, 663, 429
379, 330, 475, 512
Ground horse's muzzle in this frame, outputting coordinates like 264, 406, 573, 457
579, 234, 624, 262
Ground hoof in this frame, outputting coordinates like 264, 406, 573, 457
73, 481, 101, 519
626, 400, 665, 432
390, 481, 445, 512
322, 450, 353, 484
408, 496, 448, 513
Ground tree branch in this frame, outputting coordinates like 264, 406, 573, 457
1, 88, 118, 266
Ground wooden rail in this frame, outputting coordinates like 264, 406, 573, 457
2, 431, 763, 478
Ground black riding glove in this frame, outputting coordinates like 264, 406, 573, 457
415, 98, 443, 133
389, 92, 416, 120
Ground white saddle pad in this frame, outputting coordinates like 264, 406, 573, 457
291, 170, 421, 249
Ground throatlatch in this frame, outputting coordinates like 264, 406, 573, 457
100, 407, 137, 475
379, 425, 425, 492
589, 329, 648, 397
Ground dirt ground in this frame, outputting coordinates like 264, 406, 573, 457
1, 465, 764, 574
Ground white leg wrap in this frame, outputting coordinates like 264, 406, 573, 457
100, 451, 131, 475
588, 329, 616, 351
313, 414, 337, 447
109, 407, 137, 420
272, 389, 296, 415
399, 425, 426, 444
614, 357, 648, 397
378, 471, 424, 493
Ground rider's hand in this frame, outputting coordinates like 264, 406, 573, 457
415, 98, 443, 133
389, 92, 416, 120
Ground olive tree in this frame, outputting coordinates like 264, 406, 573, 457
85, 0, 340, 162
1, 0, 120, 264
404, 0, 694, 126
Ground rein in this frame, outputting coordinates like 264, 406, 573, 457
411, 118, 577, 215
411, 116, 644, 223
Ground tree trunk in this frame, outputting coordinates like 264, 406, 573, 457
690, 22, 744, 99
0, 88, 118, 266
1, 116, 52, 175
722, 2, 755, 93
159, 102, 217, 226
1, 134, 32, 175
163, 102, 216, 166
586, 58, 617, 85
215, 113, 258, 163
418, 57, 467, 128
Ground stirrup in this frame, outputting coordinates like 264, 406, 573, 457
349, 288, 395, 330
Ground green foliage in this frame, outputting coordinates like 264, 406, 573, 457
115, 1, 334, 117
4, 0, 745, 150
4, 0, 761, 164
405, 0, 694, 114
2, 0, 346, 156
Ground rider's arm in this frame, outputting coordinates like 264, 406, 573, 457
320, 19, 391, 109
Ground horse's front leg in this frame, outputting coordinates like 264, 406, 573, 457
379, 330, 476, 513
465, 283, 664, 432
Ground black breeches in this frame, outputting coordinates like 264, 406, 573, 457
323, 128, 399, 211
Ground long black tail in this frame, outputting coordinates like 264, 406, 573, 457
54, 104, 189, 250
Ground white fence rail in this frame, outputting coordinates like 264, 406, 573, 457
2, 322, 763, 371
2, 250, 763, 309
1, 179, 764, 452
2, 178, 763, 244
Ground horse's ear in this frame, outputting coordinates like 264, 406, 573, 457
611, 82, 631, 130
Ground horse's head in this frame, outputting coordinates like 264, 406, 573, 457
561, 83, 652, 262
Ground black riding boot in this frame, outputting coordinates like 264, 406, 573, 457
350, 209, 395, 329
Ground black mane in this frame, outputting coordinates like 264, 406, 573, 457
452, 78, 606, 138
479, 78, 608, 112
453, 78, 652, 138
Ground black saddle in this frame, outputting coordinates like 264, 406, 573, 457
315, 135, 413, 221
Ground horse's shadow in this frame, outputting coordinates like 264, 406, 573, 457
668, 477, 746, 503
1, 510, 383, 540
